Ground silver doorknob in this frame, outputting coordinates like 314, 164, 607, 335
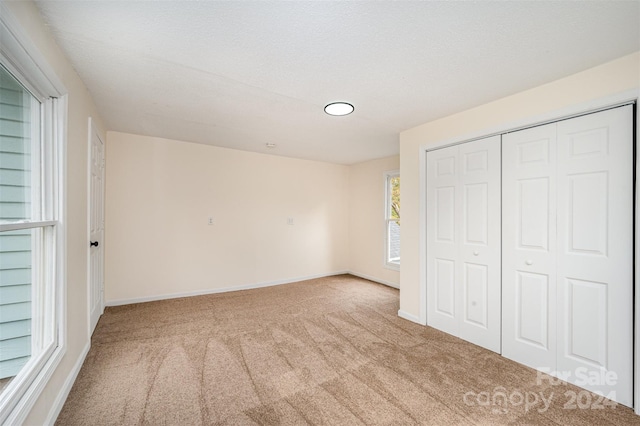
525, 260, 533, 265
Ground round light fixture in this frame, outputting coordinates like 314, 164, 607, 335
324, 102, 354, 116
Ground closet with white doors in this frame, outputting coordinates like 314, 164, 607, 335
426, 105, 634, 407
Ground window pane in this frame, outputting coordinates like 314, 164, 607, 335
388, 220, 400, 263
385, 173, 400, 267
0, 66, 45, 397
389, 175, 400, 222
0, 229, 32, 391
0, 65, 38, 224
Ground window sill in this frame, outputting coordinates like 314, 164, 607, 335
384, 262, 400, 272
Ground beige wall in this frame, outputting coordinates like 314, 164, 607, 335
399, 52, 640, 321
105, 132, 350, 303
3, 1, 107, 424
348, 156, 400, 287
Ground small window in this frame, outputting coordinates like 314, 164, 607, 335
384, 172, 400, 270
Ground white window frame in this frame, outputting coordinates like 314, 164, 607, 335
384, 170, 400, 271
0, 4, 67, 424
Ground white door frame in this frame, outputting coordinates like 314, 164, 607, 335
87, 117, 105, 336
416, 89, 639, 413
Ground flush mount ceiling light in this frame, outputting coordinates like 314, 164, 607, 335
324, 102, 354, 116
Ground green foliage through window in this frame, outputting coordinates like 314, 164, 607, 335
390, 176, 400, 224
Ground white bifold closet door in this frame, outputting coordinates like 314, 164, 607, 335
426, 135, 501, 353
502, 105, 633, 407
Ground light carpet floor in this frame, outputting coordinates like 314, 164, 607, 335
56, 275, 638, 425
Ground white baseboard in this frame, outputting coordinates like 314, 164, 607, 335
347, 271, 399, 289
44, 342, 90, 425
398, 309, 423, 325
106, 271, 351, 306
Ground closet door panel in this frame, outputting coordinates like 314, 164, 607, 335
427, 145, 460, 336
435, 258, 456, 317
502, 123, 557, 370
427, 136, 501, 353
458, 136, 501, 352
556, 106, 633, 407
463, 262, 488, 327
516, 271, 550, 349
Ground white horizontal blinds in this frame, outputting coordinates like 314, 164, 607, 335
0, 65, 36, 378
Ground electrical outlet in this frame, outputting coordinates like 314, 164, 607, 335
208, 217, 214, 225
287, 217, 294, 225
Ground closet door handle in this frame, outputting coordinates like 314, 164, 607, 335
473, 251, 479, 256
525, 260, 533, 265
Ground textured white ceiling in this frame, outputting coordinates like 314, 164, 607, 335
35, 1, 639, 164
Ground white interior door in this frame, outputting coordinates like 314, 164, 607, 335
502, 105, 633, 407
427, 135, 501, 352
502, 123, 558, 371
555, 106, 633, 406
89, 119, 105, 335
